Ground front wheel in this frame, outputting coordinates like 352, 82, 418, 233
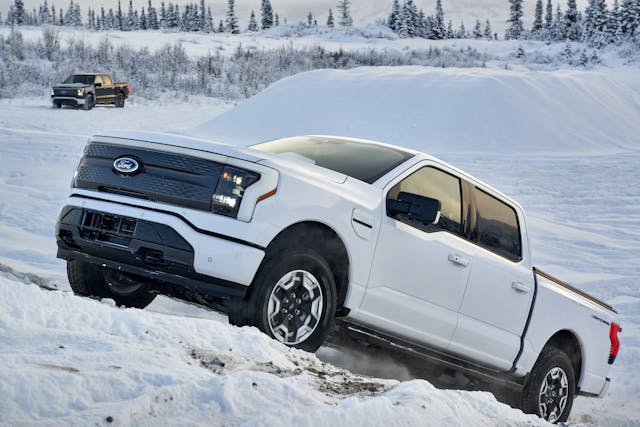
67, 260, 156, 309
229, 249, 337, 352
83, 94, 94, 110
521, 348, 575, 423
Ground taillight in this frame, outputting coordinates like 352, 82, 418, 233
609, 322, 622, 364
126, 84, 131, 93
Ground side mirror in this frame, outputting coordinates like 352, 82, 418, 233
95, 83, 102, 87
388, 192, 441, 225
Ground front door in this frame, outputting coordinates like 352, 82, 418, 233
359, 163, 475, 351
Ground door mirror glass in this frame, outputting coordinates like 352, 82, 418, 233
388, 191, 441, 225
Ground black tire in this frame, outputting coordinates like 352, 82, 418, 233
116, 93, 125, 108
53, 101, 61, 109
67, 260, 156, 309
521, 348, 575, 423
83, 94, 94, 110
229, 249, 337, 353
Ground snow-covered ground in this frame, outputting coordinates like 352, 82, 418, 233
0, 64, 639, 424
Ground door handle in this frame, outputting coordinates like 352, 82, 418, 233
511, 281, 531, 293
448, 253, 470, 267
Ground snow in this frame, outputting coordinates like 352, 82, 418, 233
0, 32, 639, 426
2, 25, 636, 69
0, 278, 545, 426
188, 66, 640, 155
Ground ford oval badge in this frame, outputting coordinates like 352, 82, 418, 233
113, 157, 141, 175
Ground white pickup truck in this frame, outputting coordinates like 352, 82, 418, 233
56, 133, 621, 423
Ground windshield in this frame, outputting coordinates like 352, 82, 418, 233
63, 75, 94, 84
252, 136, 414, 184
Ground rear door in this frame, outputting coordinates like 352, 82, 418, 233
359, 161, 476, 351
448, 187, 534, 370
100, 74, 116, 102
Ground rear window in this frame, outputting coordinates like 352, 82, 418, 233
252, 136, 413, 184
474, 188, 522, 262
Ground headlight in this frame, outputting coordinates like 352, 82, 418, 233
50, 89, 55, 96
76, 88, 84, 96
212, 166, 259, 217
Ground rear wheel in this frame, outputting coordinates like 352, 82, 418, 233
67, 260, 156, 309
521, 348, 575, 423
115, 93, 125, 108
229, 249, 336, 352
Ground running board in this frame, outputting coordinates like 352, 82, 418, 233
339, 321, 525, 392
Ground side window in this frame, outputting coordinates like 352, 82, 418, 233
388, 166, 463, 235
94, 75, 102, 85
102, 75, 112, 86
474, 188, 522, 261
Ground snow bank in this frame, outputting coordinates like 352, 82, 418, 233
190, 66, 640, 155
0, 278, 543, 426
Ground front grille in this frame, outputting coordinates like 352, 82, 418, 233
74, 143, 224, 212
79, 211, 137, 246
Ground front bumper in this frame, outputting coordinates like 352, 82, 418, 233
56, 202, 266, 300
52, 96, 85, 106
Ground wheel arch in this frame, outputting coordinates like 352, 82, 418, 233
540, 329, 583, 387
262, 221, 351, 316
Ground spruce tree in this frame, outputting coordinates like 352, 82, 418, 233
217, 19, 224, 32
200, 0, 206, 31
458, 20, 467, 38
532, 0, 544, 35
13, 0, 26, 25
327, 9, 335, 28
205, 7, 214, 33
248, 10, 258, 31
552, 3, 564, 40
483, 18, 493, 39
388, 0, 401, 32
620, 0, 638, 37
472, 19, 483, 38
147, 0, 158, 30
225, 0, 239, 33
125, 0, 134, 30
506, 0, 525, 39
140, 7, 147, 29
336, 0, 352, 27
261, 0, 274, 29
609, 0, 623, 41
160, 2, 166, 28
545, 0, 553, 29
584, 0, 608, 42
116, 0, 123, 30
446, 19, 454, 38
564, 0, 581, 41
275, 13, 279, 26
434, 0, 446, 39
400, 0, 419, 37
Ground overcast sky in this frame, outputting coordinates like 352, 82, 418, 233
1, 0, 590, 34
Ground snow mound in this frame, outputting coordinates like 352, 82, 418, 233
0, 278, 544, 426
190, 66, 640, 154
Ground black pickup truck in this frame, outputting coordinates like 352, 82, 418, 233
51, 73, 130, 110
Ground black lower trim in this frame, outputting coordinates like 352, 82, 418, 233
56, 206, 249, 301
58, 248, 247, 300
340, 320, 525, 391
69, 194, 265, 251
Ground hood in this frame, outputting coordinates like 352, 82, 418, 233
53, 83, 91, 89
